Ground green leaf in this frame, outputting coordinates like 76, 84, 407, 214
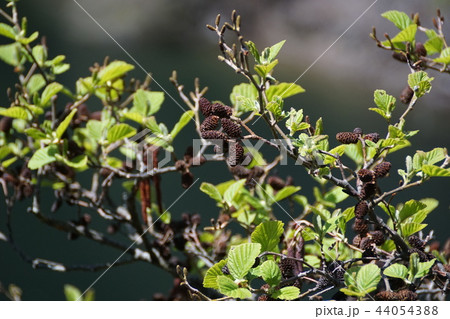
411, 198, 438, 224
414, 259, 435, 278
271, 286, 300, 300
0, 43, 20, 66
86, 120, 104, 140
408, 253, 419, 281
56, 109, 77, 139
285, 108, 305, 136
387, 24, 417, 44
425, 148, 446, 165
260, 260, 281, 286
274, 186, 301, 202
245, 41, 260, 64
424, 36, 444, 55
355, 264, 381, 295
216, 276, 252, 299
0, 106, 28, 120
98, 61, 134, 85
324, 186, 349, 204
64, 284, 82, 301
401, 222, 427, 238
266, 83, 305, 101
251, 221, 284, 253
422, 165, 450, 177
223, 179, 246, 206
373, 89, 396, 119
381, 10, 412, 30
41, 82, 63, 107
227, 243, 261, 280
0, 22, 16, 39
19, 31, 39, 45
398, 200, 427, 223
60, 154, 88, 169
203, 259, 228, 289
200, 182, 223, 203
170, 110, 193, 139
254, 60, 278, 79
266, 96, 284, 120
434, 47, 450, 64
27, 74, 46, 95
107, 123, 136, 143
28, 144, 58, 169
132, 89, 164, 116
384, 263, 408, 279
32, 45, 47, 66
230, 83, 258, 108
268, 40, 286, 62
344, 143, 364, 165
408, 71, 433, 98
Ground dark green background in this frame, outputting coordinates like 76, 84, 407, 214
0, 0, 449, 300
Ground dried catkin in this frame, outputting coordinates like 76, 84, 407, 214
336, 132, 359, 144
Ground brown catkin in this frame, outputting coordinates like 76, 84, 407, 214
258, 294, 270, 301
227, 142, 244, 166
267, 176, 286, 191
0, 116, 13, 133
415, 42, 427, 57
212, 103, 233, 118
201, 130, 228, 141
181, 172, 194, 189
363, 132, 380, 143
221, 118, 241, 138
374, 161, 392, 178
375, 290, 400, 301
279, 258, 295, 279
353, 218, 369, 235
397, 289, 418, 301
392, 51, 407, 62
400, 86, 414, 104
175, 160, 186, 172
360, 182, 377, 200
353, 127, 363, 135
370, 230, 385, 245
200, 115, 219, 132
199, 97, 213, 116
355, 201, 369, 218
336, 132, 359, 144
229, 165, 250, 178
408, 235, 425, 250
360, 237, 373, 250
358, 169, 375, 183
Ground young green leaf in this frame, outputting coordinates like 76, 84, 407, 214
434, 47, 450, 65
107, 123, 136, 143
386, 24, 417, 44
372, 89, 396, 120
170, 110, 194, 139
260, 260, 281, 286
203, 259, 228, 289
132, 89, 164, 116
98, 61, 134, 85
227, 243, 261, 280
59, 154, 88, 169
398, 200, 427, 223
28, 144, 59, 169
267, 40, 286, 62
245, 41, 260, 64
0, 43, 21, 66
271, 286, 300, 300
56, 108, 77, 139
408, 71, 433, 98
422, 165, 450, 177
401, 222, 427, 238
216, 276, 252, 300
383, 263, 408, 279
414, 259, 436, 278
64, 284, 82, 301
41, 82, 63, 107
381, 10, 412, 30
200, 182, 223, 203
0, 106, 28, 120
274, 186, 301, 202
223, 179, 246, 206
266, 82, 305, 101
251, 220, 284, 253
0, 22, 17, 39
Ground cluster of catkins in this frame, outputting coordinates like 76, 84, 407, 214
198, 97, 245, 166
335, 127, 380, 145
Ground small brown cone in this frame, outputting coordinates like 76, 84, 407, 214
200, 115, 219, 132
336, 132, 359, 144
400, 86, 414, 104
199, 97, 213, 116
355, 201, 369, 218
221, 118, 241, 138
374, 161, 391, 178
363, 132, 380, 143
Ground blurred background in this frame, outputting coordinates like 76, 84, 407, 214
0, 0, 449, 300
